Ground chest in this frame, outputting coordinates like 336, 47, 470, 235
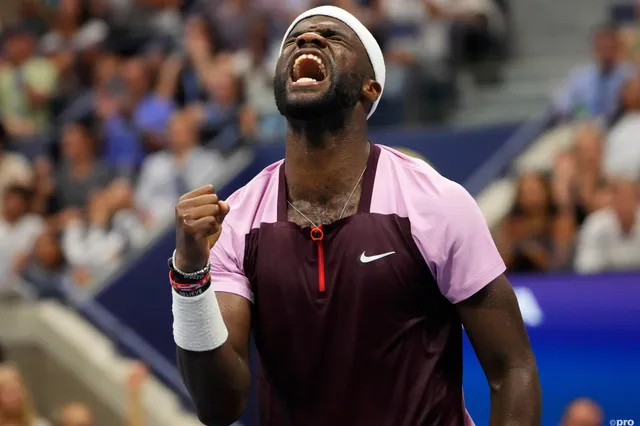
244, 214, 442, 328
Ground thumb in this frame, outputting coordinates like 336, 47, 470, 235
217, 200, 231, 223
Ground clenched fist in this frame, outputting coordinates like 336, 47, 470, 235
174, 185, 230, 272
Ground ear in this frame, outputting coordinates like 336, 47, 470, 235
362, 79, 382, 107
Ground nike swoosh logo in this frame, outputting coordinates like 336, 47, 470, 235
359, 251, 396, 263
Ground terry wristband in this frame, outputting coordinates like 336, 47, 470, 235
171, 277, 229, 352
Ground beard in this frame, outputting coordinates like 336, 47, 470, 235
273, 69, 364, 121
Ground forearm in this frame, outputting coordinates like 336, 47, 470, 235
173, 288, 250, 425
177, 343, 251, 425
489, 362, 541, 426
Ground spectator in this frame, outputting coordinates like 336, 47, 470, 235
136, 111, 225, 224
574, 177, 640, 274
54, 122, 112, 211
126, 361, 148, 426
572, 122, 610, 225
0, 127, 33, 213
0, 25, 58, 159
61, 180, 146, 276
498, 171, 572, 272
20, 227, 67, 298
559, 398, 603, 426
101, 58, 174, 175
52, 402, 93, 426
0, 185, 45, 282
0, 364, 50, 426
553, 24, 633, 122
232, 15, 285, 141
605, 75, 640, 178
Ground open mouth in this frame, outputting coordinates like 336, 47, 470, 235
291, 53, 327, 85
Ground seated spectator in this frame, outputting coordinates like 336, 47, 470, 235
553, 24, 633, 122
136, 111, 225, 224
61, 180, 146, 277
559, 398, 603, 426
54, 122, 112, 211
232, 15, 285, 142
0, 127, 33, 213
498, 171, 573, 272
0, 185, 45, 282
0, 364, 51, 426
20, 227, 67, 299
0, 25, 58, 159
574, 177, 640, 274
52, 402, 93, 426
605, 75, 640, 178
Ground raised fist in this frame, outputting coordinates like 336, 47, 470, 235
174, 185, 230, 272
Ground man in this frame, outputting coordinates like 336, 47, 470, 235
553, 24, 633, 121
170, 6, 541, 426
575, 177, 640, 274
559, 398, 603, 426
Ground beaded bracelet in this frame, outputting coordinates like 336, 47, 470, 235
169, 249, 210, 281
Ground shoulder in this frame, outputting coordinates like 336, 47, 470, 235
222, 159, 283, 232
375, 144, 473, 212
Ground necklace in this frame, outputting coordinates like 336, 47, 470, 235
287, 165, 367, 241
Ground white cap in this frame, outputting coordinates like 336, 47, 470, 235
279, 5, 385, 120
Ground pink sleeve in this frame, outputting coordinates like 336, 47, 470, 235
427, 182, 505, 303
209, 222, 254, 302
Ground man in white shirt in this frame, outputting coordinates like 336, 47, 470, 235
575, 177, 640, 273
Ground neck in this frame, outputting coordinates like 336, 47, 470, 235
71, 157, 93, 175
285, 116, 369, 203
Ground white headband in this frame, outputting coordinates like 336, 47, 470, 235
279, 5, 385, 120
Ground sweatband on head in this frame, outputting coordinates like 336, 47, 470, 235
279, 5, 386, 120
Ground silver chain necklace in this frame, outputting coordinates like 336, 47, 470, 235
287, 166, 367, 229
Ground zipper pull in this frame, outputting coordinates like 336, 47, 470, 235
310, 225, 325, 293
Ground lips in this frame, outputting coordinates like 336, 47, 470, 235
291, 51, 328, 86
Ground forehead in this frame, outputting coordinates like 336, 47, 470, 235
290, 16, 360, 42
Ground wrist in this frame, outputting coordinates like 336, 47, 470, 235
174, 249, 208, 273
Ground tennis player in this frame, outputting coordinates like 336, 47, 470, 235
169, 6, 541, 426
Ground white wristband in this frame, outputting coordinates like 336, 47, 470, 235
172, 287, 229, 352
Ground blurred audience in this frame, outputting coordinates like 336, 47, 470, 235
136, 110, 224, 225
560, 398, 603, 426
0, 364, 50, 426
52, 402, 93, 426
575, 177, 640, 274
553, 24, 633, 122
498, 171, 574, 272
605, 74, 640, 178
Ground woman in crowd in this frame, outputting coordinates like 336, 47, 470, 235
0, 364, 50, 426
498, 171, 576, 272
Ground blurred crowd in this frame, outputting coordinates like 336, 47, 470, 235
0, 0, 509, 295
0, 345, 148, 426
498, 21, 640, 274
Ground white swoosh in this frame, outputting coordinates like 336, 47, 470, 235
359, 251, 395, 263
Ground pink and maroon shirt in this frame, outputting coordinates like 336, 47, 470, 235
210, 144, 506, 426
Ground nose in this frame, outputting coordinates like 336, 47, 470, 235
295, 32, 327, 49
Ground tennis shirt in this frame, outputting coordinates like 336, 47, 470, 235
210, 144, 506, 426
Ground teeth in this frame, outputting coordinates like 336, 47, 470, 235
295, 77, 317, 83
293, 53, 326, 82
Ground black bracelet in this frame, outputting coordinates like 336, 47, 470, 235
172, 280, 212, 297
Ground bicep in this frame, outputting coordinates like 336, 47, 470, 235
217, 292, 252, 363
456, 275, 535, 378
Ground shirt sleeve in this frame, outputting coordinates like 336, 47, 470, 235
429, 182, 506, 303
209, 221, 254, 302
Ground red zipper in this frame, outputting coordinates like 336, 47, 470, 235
310, 225, 325, 293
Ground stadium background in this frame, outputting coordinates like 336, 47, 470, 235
0, 0, 639, 425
